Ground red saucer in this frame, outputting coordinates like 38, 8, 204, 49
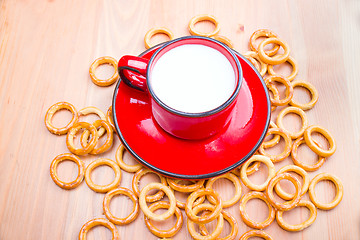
113, 45, 270, 179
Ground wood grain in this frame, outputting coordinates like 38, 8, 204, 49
1, 0, 360, 239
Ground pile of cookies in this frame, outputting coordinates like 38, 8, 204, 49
45, 14, 343, 240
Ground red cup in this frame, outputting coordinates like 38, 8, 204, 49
118, 36, 243, 140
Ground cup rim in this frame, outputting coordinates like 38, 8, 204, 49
146, 36, 243, 118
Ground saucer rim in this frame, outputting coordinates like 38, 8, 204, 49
112, 44, 270, 179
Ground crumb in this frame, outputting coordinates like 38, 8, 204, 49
237, 24, 245, 33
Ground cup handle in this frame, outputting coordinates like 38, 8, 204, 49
118, 55, 149, 92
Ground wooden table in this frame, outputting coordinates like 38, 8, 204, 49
1, 0, 359, 239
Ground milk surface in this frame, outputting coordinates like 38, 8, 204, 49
150, 44, 236, 113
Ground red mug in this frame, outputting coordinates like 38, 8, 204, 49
118, 36, 243, 140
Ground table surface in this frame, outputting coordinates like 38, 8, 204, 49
1, 0, 360, 239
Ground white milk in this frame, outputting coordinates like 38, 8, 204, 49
150, 44, 236, 113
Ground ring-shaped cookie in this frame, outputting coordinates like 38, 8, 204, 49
303, 125, 336, 157
78, 106, 107, 137
144, 27, 174, 49
249, 29, 280, 56
187, 203, 224, 240
232, 162, 261, 176
139, 183, 176, 221
188, 14, 220, 37
132, 168, 167, 202
185, 188, 222, 224
289, 80, 319, 110
212, 35, 234, 48
258, 37, 290, 65
103, 187, 139, 225
205, 173, 242, 208
79, 218, 120, 240
239, 191, 275, 229
170, 187, 206, 210
66, 122, 98, 155
265, 75, 294, 106
308, 173, 343, 210
276, 106, 308, 139
106, 106, 116, 132
239, 230, 273, 240
275, 165, 310, 200
244, 55, 261, 73
167, 178, 205, 193
267, 83, 280, 112
262, 121, 281, 148
50, 153, 85, 190
89, 56, 119, 87
244, 51, 267, 77
45, 102, 78, 135
267, 56, 298, 81
265, 173, 301, 211
85, 158, 121, 193
258, 128, 292, 163
81, 120, 113, 155
144, 201, 183, 238
240, 155, 276, 191
291, 137, 326, 171
199, 209, 238, 240
115, 145, 142, 173
276, 199, 317, 231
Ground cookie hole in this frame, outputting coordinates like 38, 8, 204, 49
51, 109, 73, 129
314, 180, 336, 204
84, 224, 113, 239
248, 162, 269, 186
95, 63, 116, 80
245, 197, 270, 223
292, 85, 312, 105
193, 19, 216, 35
282, 205, 311, 225
297, 142, 321, 165
271, 60, 293, 77
109, 194, 135, 221
91, 164, 116, 186
148, 33, 172, 47
56, 160, 79, 183
281, 112, 303, 135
